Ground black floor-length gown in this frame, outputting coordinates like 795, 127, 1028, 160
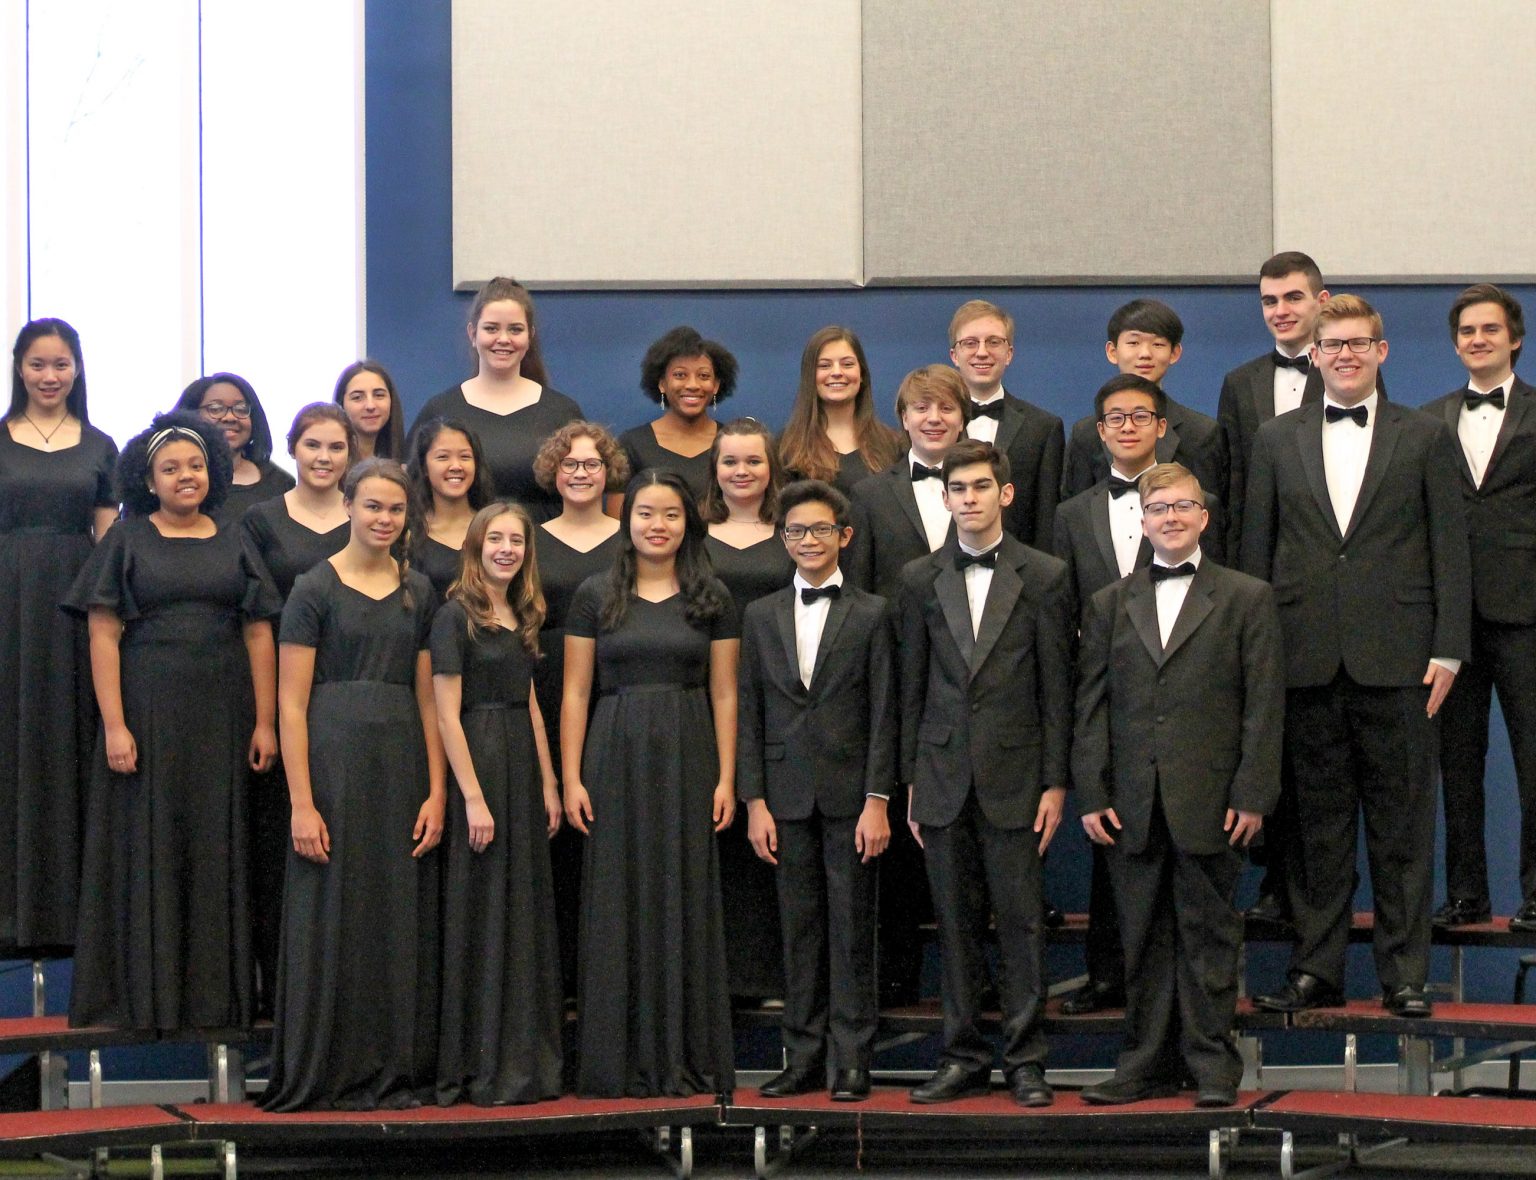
0, 426, 117, 953
567, 575, 736, 1097
705, 533, 794, 1000
239, 498, 350, 1016
534, 526, 620, 997
432, 600, 562, 1105
63, 516, 277, 1030
261, 563, 440, 1110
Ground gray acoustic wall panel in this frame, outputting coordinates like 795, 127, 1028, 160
861, 0, 1274, 284
451, 0, 863, 289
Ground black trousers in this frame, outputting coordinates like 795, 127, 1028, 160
1285, 673, 1436, 991
1085, 842, 1125, 991
1107, 794, 1244, 1089
775, 809, 878, 1072
922, 793, 1047, 1074
1439, 616, 1536, 907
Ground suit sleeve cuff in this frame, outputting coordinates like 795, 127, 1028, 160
1430, 657, 1462, 675
865, 792, 890, 801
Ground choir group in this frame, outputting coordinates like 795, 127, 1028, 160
0, 255, 1529, 1113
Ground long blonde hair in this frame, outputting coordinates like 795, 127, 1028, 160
448, 500, 545, 654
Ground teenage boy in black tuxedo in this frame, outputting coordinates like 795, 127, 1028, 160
1074, 463, 1282, 1108
1062, 300, 1227, 505
1244, 294, 1470, 1019
738, 479, 897, 1102
948, 299, 1064, 550
900, 439, 1073, 1107
845, 364, 968, 1005
1425, 285, 1536, 933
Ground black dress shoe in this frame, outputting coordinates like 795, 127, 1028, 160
1432, 897, 1492, 928
1007, 1064, 1053, 1108
1510, 899, 1536, 933
1059, 980, 1126, 1015
759, 1066, 823, 1098
1195, 1083, 1239, 1108
910, 1063, 991, 1104
830, 1068, 871, 1102
1080, 1075, 1179, 1105
1042, 900, 1065, 929
1245, 890, 1293, 925
1252, 971, 1344, 1013
1382, 985, 1432, 1018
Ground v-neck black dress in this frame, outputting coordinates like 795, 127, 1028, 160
219, 460, 295, 525
617, 423, 714, 503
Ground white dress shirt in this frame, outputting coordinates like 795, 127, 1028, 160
966, 391, 1004, 444
1321, 391, 1378, 535
1457, 375, 1512, 488
911, 455, 952, 551
956, 535, 1002, 639
792, 569, 843, 689
1273, 348, 1310, 417
1152, 548, 1201, 647
1108, 462, 1155, 577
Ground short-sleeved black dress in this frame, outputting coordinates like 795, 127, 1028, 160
409, 386, 584, 521
0, 425, 117, 953
239, 497, 350, 1015
415, 535, 462, 604
63, 515, 278, 1031
261, 563, 440, 1111
617, 424, 714, 503
567, 575, 737, 1097
218, 460, 295, 524
533, 526, 620, 995
432, 600, 562, 1105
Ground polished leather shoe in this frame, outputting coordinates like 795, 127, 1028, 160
1383, 985, 1432, 1018
1432, 897, 1492, 928
1510, 898, 1536, 933
1007, 1064, 1053, 1108
1253, 971, 1344, 1013
1042, 900, 1065, 929
1080, 1075, 1179, 1105
1245, 890, 1293, 925
830, 1068, 871, 1102
1194, 1082, 1239, 1108
759, 1066, 823, 1098
910, 1063, 991, 1104
1059, 979, 1126, 1015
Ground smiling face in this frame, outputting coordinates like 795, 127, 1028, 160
1106, 330, 1182, 385
1140, 474, 1208, 565
901, 393, 965, 464
424, 427, 476, 504
342, 370, 392, 441
629, 482, 687, 560
1312, 315, 1387, 406
657, 354, 718, 420
469, 298, 532, 376
715, 431, 771, 511
949, 314, 1014, 396
1455, 301, 1520, 388
781, 500, 850, 583
555, 433, 607, 508
17, 333, 77, 415
1260, 271, 1327, 352
1095, 388, 1166, 474
942, 460, 1014, 547
147, 439, 209, 516
479, 510, 527, 588
198, 380, 253, 456
347, 475, 408, 551
815, 337, 862, 406
292, 419, 351, 494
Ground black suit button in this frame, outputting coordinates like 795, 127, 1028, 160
1157, 676, 1167, 686
1338, 553, 1347, 562
1156, 715, 1165, 724
971, 702, 980, 713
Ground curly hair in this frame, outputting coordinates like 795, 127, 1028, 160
447, 501, 546, 655
600, 470, 729, 632
174, 372, 276, 464
9, 318, 91, 425
116, 412, 233, 518
639, 326, 738, 404
532, 419, 630, 494
699, 417, 782, 525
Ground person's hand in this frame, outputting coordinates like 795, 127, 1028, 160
1081, 807, 1121, 846
1424, 662, 1457, 718
248, 722, 277, 773
412, 793, 445, 857
747, 800, 777, 865
1035, 787, 1067, 853
105, 724, 137, 776
906, 787, 923, 849
542, 782, 562, 838
855, 797, 891, 864
1225, 808, 1263, 847
292, 804, 330, 864
713, 783, 736, 833
565, 782, 593, 835
464, 792, 494, 853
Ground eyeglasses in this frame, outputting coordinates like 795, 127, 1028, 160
558, 457, 606, 474
199, 401, 251, 420
782, 523, 841, 541
953, 335, 1009, 354
1099, 409, 1159, 428
1315, 337, 1380, 355
1142, 499, 1204, 519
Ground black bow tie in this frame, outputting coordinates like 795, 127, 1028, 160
800, 584, 841, 605
1325, 404, 1369, 427
970, 399, 1004, 420
1149, 562, 1196, 583
911, 462, 943, 482
1465, 388, 1506, 411
1107, 475, 1140, 499
954, 549, 999, 572
1274, 351, 1310, 372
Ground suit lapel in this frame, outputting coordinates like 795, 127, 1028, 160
1302, 367, 1324, 405
934, 561, 975, 671
1089, 486, 1118, 578
994, 396, 1024, 452
1254, 359, 1280, 424
1125, 573, 1163, 665
809, 592, 852, 687
1160, 565, 1216, 663
1155, 422, 1181, 464
891, 465, 927, 544
1342, 405, 1402, 541
772, 590, 803, 689
972, 550, 1023, 675
1295, 408, 1342, 541
1441, 394, 1478, 489
1483, 380, 1532, 486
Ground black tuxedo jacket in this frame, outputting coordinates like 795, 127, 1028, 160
1072, 562, 1284, 856
898, 534, 1073, 830
1240, 399, 1471, 688
1422, 377, 1536, 627
981, 393, 1064, 550
736, 583, 898, 819
845, 461, 954, 601
1062, 395, 1228, 505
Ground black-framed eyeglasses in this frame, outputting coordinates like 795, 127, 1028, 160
1142, 499, 1204, 519
199, 401, 251, 420
1099, 409, 1159, 428
953, 335, 1009, 354
1315, 337, 1379, 355
783, 523, 841, 541
558, 457, 606, 474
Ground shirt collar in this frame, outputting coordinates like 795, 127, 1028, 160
793, 568, 844, 595
1468, 375, 1514, 398
1322, 390, 1379, 417
1152, 548, 1203, 571
957, 534, 1004, 558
